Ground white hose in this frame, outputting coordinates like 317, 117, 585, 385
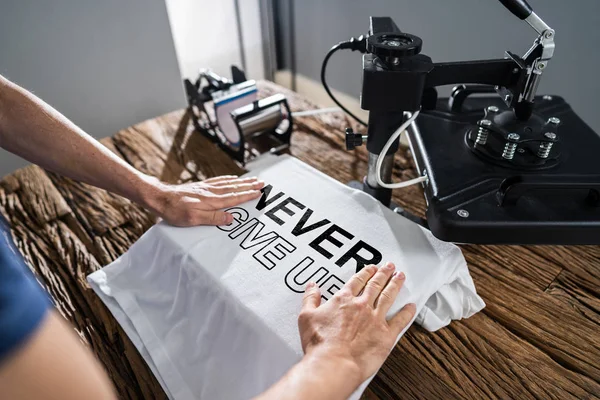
292, 107, 341, 117
376, 110, 428, 189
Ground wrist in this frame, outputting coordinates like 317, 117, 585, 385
304, 347, 363, 389
132, 174, 168, 215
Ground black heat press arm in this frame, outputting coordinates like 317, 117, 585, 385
358, 0, 554, 202
345, 0, 600, 244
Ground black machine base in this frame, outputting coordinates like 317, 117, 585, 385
407, 94, 600, 245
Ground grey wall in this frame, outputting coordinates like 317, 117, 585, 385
0, 0, 186, 177
283, 0, 600, 132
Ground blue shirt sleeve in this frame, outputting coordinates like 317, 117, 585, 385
0, 214, 50, 361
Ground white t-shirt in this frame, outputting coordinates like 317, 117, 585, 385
88, 155, 484, 400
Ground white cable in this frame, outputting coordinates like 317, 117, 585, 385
292, 107, 341, 117
376, 110, 428, 189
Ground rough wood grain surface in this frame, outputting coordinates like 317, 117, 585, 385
1, 81, 598, 400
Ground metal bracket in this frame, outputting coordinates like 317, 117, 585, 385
520, 13, 555, 103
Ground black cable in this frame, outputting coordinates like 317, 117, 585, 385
321, 37, 368, 127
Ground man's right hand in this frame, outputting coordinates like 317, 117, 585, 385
298, 262, 416, 384
256, 263, 415, 400
141, 175, 264, 227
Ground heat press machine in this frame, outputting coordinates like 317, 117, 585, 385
184, 67, 293, 165
325, 0, 600, 244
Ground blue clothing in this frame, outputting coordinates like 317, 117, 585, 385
0, 214, 50, 361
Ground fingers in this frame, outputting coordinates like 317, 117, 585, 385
388, 303, 417, 336
301, 282, 322, 312
362, 262, 396, 306
345, 265, 377, 296
194, 210, 234, 226
203, 175, 239, 184
208, 190, 262, 208
209, 180, 265, 195
209, 176, 262, 187
375, 270, 406, 315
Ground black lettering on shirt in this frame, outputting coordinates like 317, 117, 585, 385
229, 218, 278, 250
284, 256, 329, 293
253, 236, 296, 270
319, 275, 345, 301
264, 197, 306, 226
292, 209, 330, 237
309, 225, 354, 259
217, 207, 249, 232
336, 240, 382, 273
256, 185, 285, 211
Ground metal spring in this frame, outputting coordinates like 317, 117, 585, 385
502, 142, 518, 160
475, 126, 490, 145
538, 142, 553, 158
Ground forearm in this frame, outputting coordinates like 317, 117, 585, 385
0, 75, 157, 208
0, 312, 117, 400
255, 350, 362, 400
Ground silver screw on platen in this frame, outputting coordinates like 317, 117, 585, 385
476, 119, 492, 146
548, 117, 561, 125
503, 133, 520, 160
457, 209, 469, 218
538, 132, 557, 159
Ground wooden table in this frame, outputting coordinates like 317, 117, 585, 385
1, 81, 599, 399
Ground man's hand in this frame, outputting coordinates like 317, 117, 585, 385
0, 75, 265, 229
256, 263, 416, 400
142, 175, 265, 227
298, 262, 416, 383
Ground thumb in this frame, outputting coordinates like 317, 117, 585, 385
301, 282, 322, 311
197, 210, 234, 226
388, 303, 417, 336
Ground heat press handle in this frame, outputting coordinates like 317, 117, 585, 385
498, 0, 533, 20
497, 176, 600, 207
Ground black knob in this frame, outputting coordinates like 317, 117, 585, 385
345, 128, 365, 151
367, 32, 422, 59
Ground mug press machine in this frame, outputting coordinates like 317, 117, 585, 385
323, 0, 600, 245
184, 67, 293, 165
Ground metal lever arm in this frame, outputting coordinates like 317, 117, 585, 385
499, 0, 552, 35
495, 0, 555, 119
